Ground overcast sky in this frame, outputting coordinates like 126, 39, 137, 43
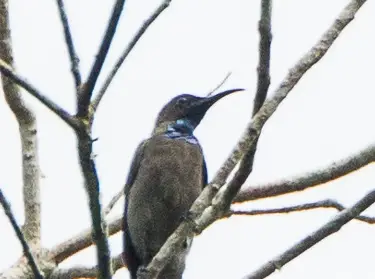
1, 0, 375, 278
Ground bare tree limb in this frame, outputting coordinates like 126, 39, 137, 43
206, 72, 232, 97
0, 0, 42, 246
235, 143, 375, 203
140, 0, 367, 277
244, 185, 375, 279
92, 0, 171, 112
77, 0, 126, 117
195, 0, 366, 233
226, 199, 375, 224
0, 189, 43, 279
50, 216, 121, 264
0, 59, 80, 130
50, 253, 123, 279
76, 132, 112, 279
252, 0, 272, 117
55, 0, 81, 91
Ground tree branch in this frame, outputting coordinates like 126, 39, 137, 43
252, 0, 272, 117
55, 0, 81, 91
140, 0, 367, 277
0, 189, 43, 279
226, 199, 375, 224
50, 253, 123, 279
0, 59, 80, 130
76, 132, 112, 279
0, 0, 42, 246
92, 0, 171, 112
103, 188, 123, 216
235, 142, 375, 203
50, 215, 121, 264
195, 0, 367, 233
77, 0, 126, 117
244, 185, 375, 278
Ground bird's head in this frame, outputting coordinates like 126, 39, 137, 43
154, 88, 244, 134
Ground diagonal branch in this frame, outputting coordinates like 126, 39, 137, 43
92, 0, 171, 112
235, 142, 375, 203
205, 72, 232, 97
50, 253, 123, 279
244, 184, 375, 279
55, 0, 81, 91
226, 199, 375, 224
140, 0, 368, 277
77, 0, 126, 117
0, 59, 80, 130
50, 215, 122, 264
0, 0, 42, 246
0, 189, 43, 279
195, 0, 366, 233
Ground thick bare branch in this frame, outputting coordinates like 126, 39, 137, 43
235, 143, 375, 203
78, 0, 126, 117
92, 0, 171, 112
0, 189, 43, 279
50, 254, 123, 279
252, 0, 272, 117
76, 133, 112, 279
140, 0, 368, 277
244, 185, 375, 278
50, 216, 121, 264
226, 199, 375, 224
0, 0, 42, 246
55, 0, 81, 90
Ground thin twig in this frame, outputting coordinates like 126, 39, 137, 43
141, 0, 367, 276
0, 189, 43, 279
252, 0, 272, 117
104, 188, 124, 215
92, 0, 172, 112
78, 0, 126, 117
226, 199, 375, 224
244, 184, 375, 278
0, 59, 80, 130
206, 72, 232, 97
55, 0, 81, 90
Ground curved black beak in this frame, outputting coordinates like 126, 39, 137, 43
186, 88, 245, 126
205, 88, 244, 107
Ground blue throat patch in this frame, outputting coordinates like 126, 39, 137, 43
165, 119, 199, 145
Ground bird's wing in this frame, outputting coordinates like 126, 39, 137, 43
124, 139, 148, 196
123, 139, 148, 278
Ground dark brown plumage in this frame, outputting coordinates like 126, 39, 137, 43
123, 89, 244, 278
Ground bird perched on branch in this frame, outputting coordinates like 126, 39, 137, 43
123, 88, 244, 279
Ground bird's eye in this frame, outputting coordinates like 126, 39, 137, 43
176, 97, 188, 107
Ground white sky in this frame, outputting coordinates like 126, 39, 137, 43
1, 0, 375, 278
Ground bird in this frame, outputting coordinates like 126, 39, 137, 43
123, 88, 244, 279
